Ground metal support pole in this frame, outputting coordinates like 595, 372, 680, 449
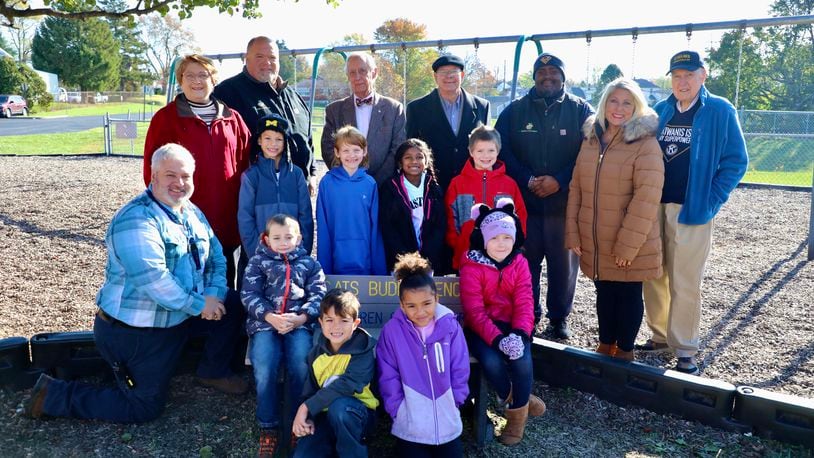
166, 56, 182, 104
809, 164, 813, 260
510, 35, 527, 102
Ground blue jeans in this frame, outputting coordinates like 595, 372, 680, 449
293, 396, 375, 458
524, 212, 579, 324
41, 290, 245, 423
250, 327, 313, 429
466, 330, 533, 409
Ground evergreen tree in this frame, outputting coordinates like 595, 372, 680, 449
102, 0, 153, 91
31, 17, 121, 91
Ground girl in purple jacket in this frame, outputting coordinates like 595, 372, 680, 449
376, 253, 470, 457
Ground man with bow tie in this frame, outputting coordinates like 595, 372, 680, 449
321, 52, 406, 185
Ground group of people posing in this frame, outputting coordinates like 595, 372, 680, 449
21, 35, 748, 458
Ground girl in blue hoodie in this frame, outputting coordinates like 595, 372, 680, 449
316, 125, 386, 275
376, 252, 470, 457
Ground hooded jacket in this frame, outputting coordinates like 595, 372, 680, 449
445, 159, 528, 270
565, 112, 664, 282
376, 304, 470, 445
316, 166, 387, 275
653, 85, 748, 225
238, 154, 314, 256
143, 94, 252, 247
379, 171, 447, 273
240, 244, 326, 335
459, 250, 535, 346
302, 327, 380, 413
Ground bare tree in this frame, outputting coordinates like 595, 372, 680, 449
7, 16, 37, 63
139, 13, 199, 91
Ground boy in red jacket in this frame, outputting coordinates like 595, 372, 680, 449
445, 125, 527, 270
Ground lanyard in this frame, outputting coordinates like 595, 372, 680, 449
146, 189, 202, 271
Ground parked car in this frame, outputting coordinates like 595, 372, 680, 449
0, 95, 28, 117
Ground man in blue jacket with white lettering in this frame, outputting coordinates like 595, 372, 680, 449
636, 51, 748, 375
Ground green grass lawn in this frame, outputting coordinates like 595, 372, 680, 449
37, 102, 164, 118
741, 169, 813, 187
0, 127, 107, 155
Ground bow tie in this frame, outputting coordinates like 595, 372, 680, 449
355, 96, 373, 107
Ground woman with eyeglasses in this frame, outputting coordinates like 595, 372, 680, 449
144, 54, 252, 291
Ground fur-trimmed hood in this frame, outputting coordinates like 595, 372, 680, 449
582, 110, 659, 143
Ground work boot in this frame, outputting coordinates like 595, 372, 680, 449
23, 373, 53, 419
197, 375, 249, 395
528, 394, 546, 417
258, 428, 278, 458
498, 403, 529, 446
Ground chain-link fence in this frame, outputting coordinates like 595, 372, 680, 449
740, 110, 814, 187
103, 115, 151, 156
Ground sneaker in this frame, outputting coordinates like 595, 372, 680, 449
675, 357, 700, 375
634, 339, 670, 353
258, 429, 278, 458
23, 373, 53, 419
197, 375, 249, 395
549, 319, 572, 340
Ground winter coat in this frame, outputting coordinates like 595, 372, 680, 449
376, 304, 470, 445
238, 154, 314, 256
379, 171, 447, 273
653, 85, 748, 225
240, 244, 326, 335
445, 159, 528, 270
459, 250, 535, 346
316, 166, 387, 275
565, 113, 664, 282
302, 328, 380, 412
143, 94, 252, 247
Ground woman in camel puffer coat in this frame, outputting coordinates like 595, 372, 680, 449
565, 78, 664, 361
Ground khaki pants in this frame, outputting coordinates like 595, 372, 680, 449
643, 203, 713, 358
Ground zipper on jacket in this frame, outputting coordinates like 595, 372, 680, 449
411, 323, 441, 444
281, 253, 291, 313
592, 142, 610, 280
481, 172, 487, 204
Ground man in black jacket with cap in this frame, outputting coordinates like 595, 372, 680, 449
406, 54, 490, 192
496, 53, 593, 339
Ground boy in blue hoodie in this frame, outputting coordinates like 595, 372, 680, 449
238, 113, 314, 257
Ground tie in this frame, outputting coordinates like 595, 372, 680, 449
355, 96, 373, 107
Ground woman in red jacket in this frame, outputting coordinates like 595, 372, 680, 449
144, 54, 252, 289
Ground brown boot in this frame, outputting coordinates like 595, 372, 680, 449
610, 343, 619, 356
498, 403, 529, 446
528, 394, 546, 417
595, 343, 614, 356
614, 349, 635, 361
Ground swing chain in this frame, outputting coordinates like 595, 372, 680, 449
685, 24, 693, 45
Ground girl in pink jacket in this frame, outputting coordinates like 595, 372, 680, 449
459, 198, 546, 446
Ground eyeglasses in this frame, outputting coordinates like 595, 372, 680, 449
436, 70, 462, 78
182, 73, 211, 82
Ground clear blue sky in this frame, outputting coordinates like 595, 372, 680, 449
185, 0, 776, 82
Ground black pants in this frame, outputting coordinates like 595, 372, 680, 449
594, 280, 644, 352
396, 437, 462, 458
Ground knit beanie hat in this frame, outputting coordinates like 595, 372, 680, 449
533, 53, 566, 80
469, 197, 525, 251
256, 113, 290, 140
478, 206, 516, 243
